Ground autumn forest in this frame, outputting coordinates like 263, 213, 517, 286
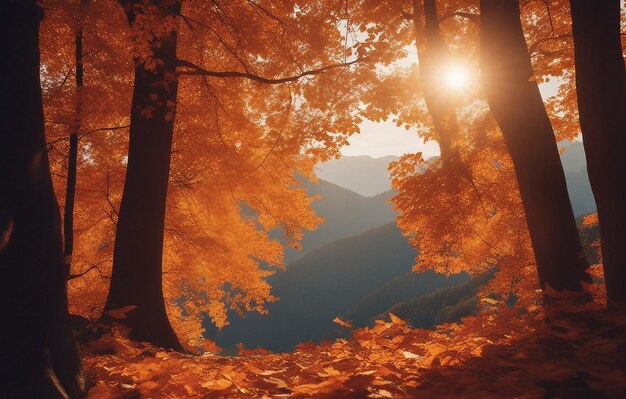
1, 0, 625, 398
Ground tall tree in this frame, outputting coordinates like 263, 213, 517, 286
0, 1, 85, 397
411, 0, 458, 160
569, 0, 626, 307
63, 0, 88, 273
479, 0, 591, 298
103, 0, 184, 351
388, 1, 540, 306
104, 0, 365, 349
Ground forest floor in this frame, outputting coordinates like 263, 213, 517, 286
83, 306, 626, 399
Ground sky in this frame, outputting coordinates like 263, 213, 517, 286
340, 119, 440, 159
341, 77, 564, 159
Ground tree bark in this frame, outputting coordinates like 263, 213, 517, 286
569, 0, 626, 307
479, 0, 591, 298
103, 0, 183, 351
412, 0, 458, 159
64, 24, 84, 272
0, 1, 85, 397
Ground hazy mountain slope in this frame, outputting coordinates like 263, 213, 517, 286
315, 155, 399, 197
210, 144, 595, 353
342, 270, 468, 328
281, 179, 396, 263
315, 142, 595, 215
212, 223, 453, 352
374, 269, 497, 328
566, 167, 596, 216
560, 141, 596, 216
560, 140, 587, 170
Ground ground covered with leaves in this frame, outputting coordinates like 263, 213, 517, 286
83, 306, 626, 399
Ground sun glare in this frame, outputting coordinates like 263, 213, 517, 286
445, 65, 469, 90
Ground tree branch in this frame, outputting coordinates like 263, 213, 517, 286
177, 57, 365, 84
440, 11, 480, 25
68, 260, 111, 280
528, 34, 571, 56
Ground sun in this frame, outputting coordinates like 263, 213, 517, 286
445, 65, 469, 90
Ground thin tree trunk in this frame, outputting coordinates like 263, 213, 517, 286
479, 0, 591, 298
103, 0, 183, 351
0, 1, 85, 397
569, 0, 626, 307
64, 24, 84, 272
411, 0, 458, 159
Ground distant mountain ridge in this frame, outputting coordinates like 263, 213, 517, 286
316, 142, 595, 215
282, 179, 396, 263
211, 142, 596, 353
315, 155, 400, 197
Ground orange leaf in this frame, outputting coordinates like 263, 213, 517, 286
333, 317, 353, 328
105, 305, 137, 320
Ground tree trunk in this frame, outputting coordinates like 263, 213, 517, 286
412, 0, 458, 159
0, 1, 85, 397
479, 0, 591, 298
569, 0, 626, 307
64, 25, 84, 272
103, 0, 183, 351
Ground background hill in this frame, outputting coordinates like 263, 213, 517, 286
210, 223, 461, 352
374, 269, 497, 328
316, 142, 595, 215
315, 155, 399, 197
560, 141, 596, 216
340, 270, 468, 328
210, 141, 596, 353
281, 179, 396, 263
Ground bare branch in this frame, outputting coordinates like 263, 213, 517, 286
177, 57, 365, 84
46, 124, 130, 146
68, 259, 111, 280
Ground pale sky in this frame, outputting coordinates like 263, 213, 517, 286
340, 119, 440, 159
340, 78, 563, 159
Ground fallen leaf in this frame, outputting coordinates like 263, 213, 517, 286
105, 305, 137, 320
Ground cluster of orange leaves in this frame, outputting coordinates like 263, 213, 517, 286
39, 0, 372, 347
84, 308, 534, 398
83, 303, 626, 398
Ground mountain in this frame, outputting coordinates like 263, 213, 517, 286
325, 270, 493, 342
210, 143, 595, 353
210, 223, 459, 352
374, 269, 497, 328
560, 141, 596, 216
341, 270, 468, 328
315, 155, 399, 197
316, 142, 595, 215
560, 140, 587, 170
281, 179, 396, 263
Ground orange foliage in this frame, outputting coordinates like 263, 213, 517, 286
40, 0, 371, 347
350, 0, 601, 308
82, 306, 626, 398
31, 0, 626, 397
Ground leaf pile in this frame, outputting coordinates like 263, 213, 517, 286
82, 306, 625, 398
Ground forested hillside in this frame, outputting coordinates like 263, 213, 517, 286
280, 179, 396, 262
212, 222, 463, 352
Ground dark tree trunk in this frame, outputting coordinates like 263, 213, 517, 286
64, 27, 84, 271
569, 0, 626, 307
479, 0, 591, 297
412, 0, 458, 159
0, 1, 85, 397
103, 0, 183, 351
